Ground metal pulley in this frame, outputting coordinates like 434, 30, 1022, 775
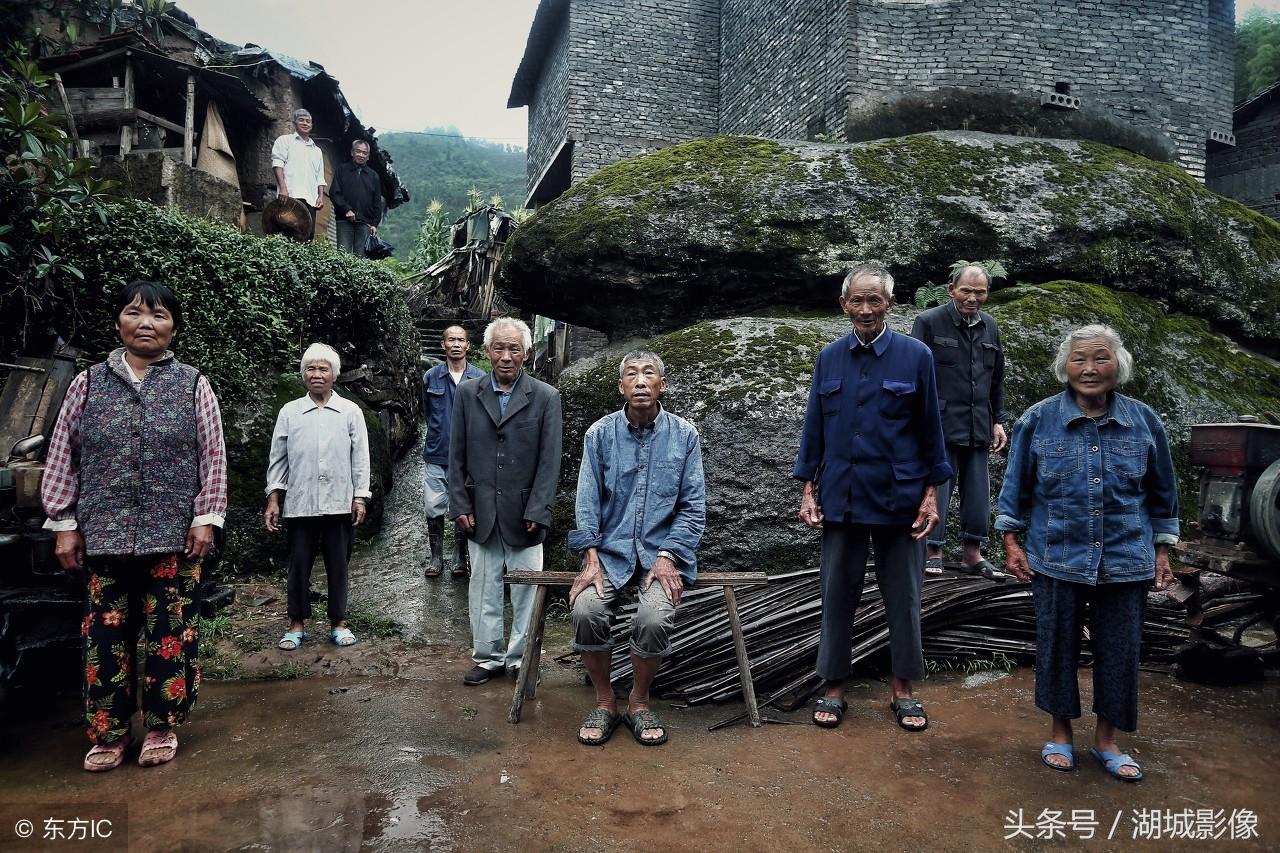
1249, 457, 1280, 561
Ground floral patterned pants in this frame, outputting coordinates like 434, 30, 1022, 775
82, 553, 203, 745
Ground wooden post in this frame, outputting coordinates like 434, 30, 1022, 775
722, 587, 763, 727
118, 53, 133, 157
52, 73, 82, 156
508, 585, 548, 723
183, 72, 195, 166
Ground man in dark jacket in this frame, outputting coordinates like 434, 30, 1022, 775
422, 326, 483, 577
329, 140, 384, 256
910, 265, 1009, 581
449, 318, 562, 685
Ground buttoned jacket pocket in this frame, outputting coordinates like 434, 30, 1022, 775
819, 379, 842, 417
1035, 440, 1080, 478
933, 336, 959, 366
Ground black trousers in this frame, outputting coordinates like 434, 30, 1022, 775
286, 514, 353, 625
817, 523, 925, 682
928, 444, 991, 548
1032, 573, 1147, 732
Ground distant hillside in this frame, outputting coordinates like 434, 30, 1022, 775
377, 129, 527, 260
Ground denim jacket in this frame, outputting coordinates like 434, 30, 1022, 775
567, 406, 706, 587
994, 391, 1179, 585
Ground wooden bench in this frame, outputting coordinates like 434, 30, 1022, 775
504, 570, 769, 726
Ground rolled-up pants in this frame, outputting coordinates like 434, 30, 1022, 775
927, 444, 990, 549
817, 523, 925, 682
571, 571, 678, 659
468, 531, 542, 671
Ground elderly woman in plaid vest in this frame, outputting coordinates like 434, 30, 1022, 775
42, 280, 227, 771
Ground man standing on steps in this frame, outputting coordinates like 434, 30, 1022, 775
449, 318, 562, 686
422, 325, 483, 578
910, 264, 1009, 581
270, 109, 326, 241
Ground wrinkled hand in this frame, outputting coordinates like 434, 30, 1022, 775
314, 192, 325, 210
1004, 534, 1033, 581
798, 488, 824, 530
991, 423, 1008, 453
264, 496, 282, 533
352, 499, 367, 527
525, 519, 543, 534
1154, 548, 1173, 590
185, 524, 213, 560
369, 225, 378, 237
569, 552, 605, 608
55, 529, 85, 571
456, 513, 475, 536
345, 210, 357, 221
911, 486, 939, 541
277, 187, 290, 201
644, 555, 683, 606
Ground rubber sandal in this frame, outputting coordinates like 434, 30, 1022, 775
329, 627, 357, 646
278, 630, 306, 651
812, 696, 848, 728
625, 710, 668, 746
577, 708, 623, 745
1090, 746, 1143, 782
83, 735, 131, 772
1041, 741, 1076, 772
137, 729, 178, 767
890, 698, 929, 731
971, 559, 1008, 583
924, 556, 945, 576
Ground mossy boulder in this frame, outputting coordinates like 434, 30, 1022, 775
502, 133, 1280, 346
550, 284, 1280, 573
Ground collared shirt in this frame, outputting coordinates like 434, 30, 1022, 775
568, 406, 706, 587
793, 328, 952, 525
994, 391, 1180, 585
266, 390, 372, 517
492, 371, 522, 415
42, 348, 227, 532
270, 132, 326, 206
422, 362, 484, 464
910, 300, 1007, 447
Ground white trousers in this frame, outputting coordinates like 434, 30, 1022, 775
467, 533, 543, 670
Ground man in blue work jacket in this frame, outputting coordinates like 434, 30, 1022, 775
794, 262, 952, 733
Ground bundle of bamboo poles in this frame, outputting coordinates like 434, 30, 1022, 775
562, 569, 1195, 712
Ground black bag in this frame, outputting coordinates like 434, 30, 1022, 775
363, 233, 395, 260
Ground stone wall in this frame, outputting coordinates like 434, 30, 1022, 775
719, 0, 849, 140
846, 0, 1235, 178
96, 152, 243, 226
1207, 97, 1280, 220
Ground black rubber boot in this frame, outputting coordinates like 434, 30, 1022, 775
426, 516, 444, 577
451, 531, 469, 577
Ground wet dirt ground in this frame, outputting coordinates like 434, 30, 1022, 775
2, 450, 1278, 851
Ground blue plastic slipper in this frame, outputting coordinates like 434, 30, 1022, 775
329, 627, 357, 647
1090, 747, 1143, 782
1041, 741, 1076, 772
277, 630, 306, 651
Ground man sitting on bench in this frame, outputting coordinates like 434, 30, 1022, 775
567, 350, 706, 746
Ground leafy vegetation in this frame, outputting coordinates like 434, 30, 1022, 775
378, 128, 526, 260
1236, 9, 1280, 103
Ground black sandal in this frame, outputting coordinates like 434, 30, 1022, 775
890, 698, 928, 731
812, 696, 848, 729
625, 710, 668, 746
577, 708, 622, 746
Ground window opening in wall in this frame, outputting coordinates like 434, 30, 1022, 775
1054, 82, 1071, 95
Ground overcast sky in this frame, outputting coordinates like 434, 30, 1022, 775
175, 0, 1280, 148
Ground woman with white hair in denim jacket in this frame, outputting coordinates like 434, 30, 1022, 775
264, 343, 372, 650
995, 324, 1179, 782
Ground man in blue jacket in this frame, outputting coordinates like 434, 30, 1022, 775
794, 262, 952, 733
422, 325, 483, 577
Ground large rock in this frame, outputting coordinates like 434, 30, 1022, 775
502, 133, 1280, 345
548, 283, 1280, 573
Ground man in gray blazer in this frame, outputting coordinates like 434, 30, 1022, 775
449, 317, 563, 685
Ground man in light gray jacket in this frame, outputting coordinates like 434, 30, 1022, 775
449, 317, 562, 685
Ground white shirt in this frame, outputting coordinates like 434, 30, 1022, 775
270, 132, 326, 206
265, 391, 372, 518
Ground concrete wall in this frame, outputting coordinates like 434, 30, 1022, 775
1207, 98, 1280, 220
845, 0, 1235, 178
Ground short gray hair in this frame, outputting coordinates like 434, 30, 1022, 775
949, 264, 991, 288
292, 109, 312, 121
483, 317, 532, 353
618, 349, 666, 379
301, 342, 340, 376
1052, 324, 1134, 385
351, 138, 370, 154
841, 262, 895, 298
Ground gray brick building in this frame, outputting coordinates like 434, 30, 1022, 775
1207, 82, 1280, 220
509, 0, 1237, 206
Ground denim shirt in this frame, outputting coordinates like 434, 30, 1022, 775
567, 406, 706, 587
994, 391, 1180, 585
422, 363, 484, 464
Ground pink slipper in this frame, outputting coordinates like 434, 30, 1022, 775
137, 729, 178, 767
83, 736, 131, 772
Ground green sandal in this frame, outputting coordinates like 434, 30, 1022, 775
576, 708, 623, 746
625, 710, 668, 746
